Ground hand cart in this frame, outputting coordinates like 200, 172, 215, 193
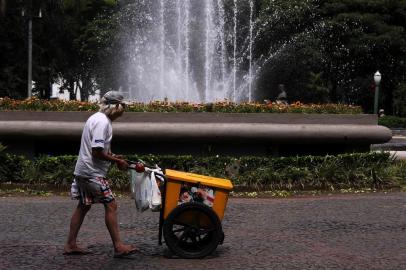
128, 161, 233, 259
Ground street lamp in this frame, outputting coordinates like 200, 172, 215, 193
373, 71, 381, 115
22, 3, 42, 98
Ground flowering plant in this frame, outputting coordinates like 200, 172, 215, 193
0, 97, 362, 114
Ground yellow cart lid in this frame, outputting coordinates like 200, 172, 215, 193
165, 169, 233, 190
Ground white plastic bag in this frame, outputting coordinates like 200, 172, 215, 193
149, 172, 162, 212
130, 170, 151, 212
70, 179, 79, 199
129, 166, 164, 212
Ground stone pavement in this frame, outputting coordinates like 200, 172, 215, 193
372, 128, 406, 160
0, 193, 405, 270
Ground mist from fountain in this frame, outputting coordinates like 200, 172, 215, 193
122, 0, 255, 103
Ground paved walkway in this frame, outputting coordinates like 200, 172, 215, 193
0, 193, 405, 270
372, 128, 406, 159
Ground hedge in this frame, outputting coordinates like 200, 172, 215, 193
1, 152, 404, 191
379, 116, 406, 129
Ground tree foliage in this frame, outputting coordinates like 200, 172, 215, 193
0, 0, 117, 99
255, 0, 406, 113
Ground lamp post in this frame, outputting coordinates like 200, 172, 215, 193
22, 2, 42, 98
373, 71, 381, 115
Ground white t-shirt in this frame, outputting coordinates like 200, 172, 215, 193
74, 112, 113, 178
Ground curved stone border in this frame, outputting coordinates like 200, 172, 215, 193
0, 111, 392, 156
0, 111, 381, 124
0, 121, 391, 144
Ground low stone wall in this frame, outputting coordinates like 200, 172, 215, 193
0, 111, 392, 157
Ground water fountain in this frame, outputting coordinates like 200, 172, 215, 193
121, 0, 255, 103
3, 0, 393, 156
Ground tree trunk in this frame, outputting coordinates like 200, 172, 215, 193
80, 72, 91, 101
69, 79, 75, 100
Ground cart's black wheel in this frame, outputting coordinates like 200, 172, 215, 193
163, 202, 223, 259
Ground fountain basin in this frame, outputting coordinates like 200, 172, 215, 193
0, 111, 391, 157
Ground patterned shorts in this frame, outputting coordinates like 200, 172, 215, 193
71, 176, 114, 205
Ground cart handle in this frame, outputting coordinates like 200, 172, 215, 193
125, 159, 155, 169
126, 159, 167, 181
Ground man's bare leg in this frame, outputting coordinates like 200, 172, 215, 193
64, 204, 91, 254
104, 200, 138, 255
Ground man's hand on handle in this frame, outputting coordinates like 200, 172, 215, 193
92, 148, 129, 170
116, 159, 129, 171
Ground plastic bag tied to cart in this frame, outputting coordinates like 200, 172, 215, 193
129, 164, 164, 212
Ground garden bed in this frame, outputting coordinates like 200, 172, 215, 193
1, 152, 405, 192
0, 97, 362, 114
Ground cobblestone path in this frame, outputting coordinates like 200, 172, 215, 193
0, 193, 405, 270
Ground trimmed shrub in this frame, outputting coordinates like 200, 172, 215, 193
379, 116, 406, 129
0, 154, 28, 183
0, 152, 402, 191
25, 156, 77, 187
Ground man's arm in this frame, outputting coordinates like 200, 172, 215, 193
92, 147, 128, 170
